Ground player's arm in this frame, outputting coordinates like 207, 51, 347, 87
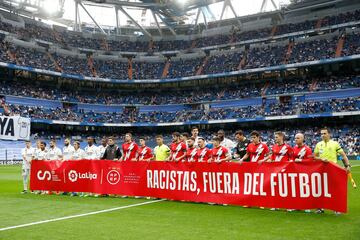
334, 142, 349, 167
302, 148, 314, 162
165, 147, 171, 161
131, 145, 139, 161
32, 151, 38, 160
81, 150, 86, 159
175, 151, 186, 162
263, 147, 273, 163
313, 152, 328, 162
119, 146, 125, 161
101, 149, 107, 160
114, 147, 122, 161
151, 148, 156, 161
239, 145, 250, 164
143, 156, 152, 162
223, 152, 232, 162
144, 149, 154, 162
21, 150, 26, 161
234, 148, 240, 159
96, 147, 102, 160
261, 154, 272, 163
207, 152, 213, 163
166, 149, 173, 161
287, 147, 294, 162
293, 149, 302, 162
144, 151, 154, 162
58, 150, 63, 161
174, 155, 183, 162
30, 151, 35, 163
239, 152, 249, 164
338, 148, 351, 172
259, 145, 272, 164
62, 149, 66, 161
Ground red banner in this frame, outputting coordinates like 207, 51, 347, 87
30, 160, 348, 212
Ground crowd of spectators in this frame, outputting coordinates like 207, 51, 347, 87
203, 51, 243, 74
5, 97, 360, 124
0, 10, 359, 53
288, 37, 338, 63
1, 75, 358, 105
2, 28, 359, 80
167, 58, 204, 78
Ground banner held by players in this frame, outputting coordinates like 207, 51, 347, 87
30, 160, 348, 213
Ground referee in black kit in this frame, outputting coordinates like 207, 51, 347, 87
234, 130, 250, 161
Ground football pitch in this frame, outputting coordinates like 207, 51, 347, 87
0, 163, 359, 240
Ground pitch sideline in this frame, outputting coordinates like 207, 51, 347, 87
0, 199, 165, 232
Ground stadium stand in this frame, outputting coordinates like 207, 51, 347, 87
0, 2, 359, 158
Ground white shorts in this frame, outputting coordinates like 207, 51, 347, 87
22, 168, 30, 177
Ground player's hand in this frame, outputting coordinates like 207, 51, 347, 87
320, 158, 329, 163
294, 158, 302, 162
258, 160, 265, 164
345, 165, 351, 172
238, 160, 243, 165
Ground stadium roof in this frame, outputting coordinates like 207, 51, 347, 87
0, 0, 349, 37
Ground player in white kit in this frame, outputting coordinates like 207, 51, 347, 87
33, 141, 48, 194
21, 140, 35, 194
84, 136, 100, 160
63, 138, 75, 160
73, 141, 85, 160
46, 139, 62, 161
83, 137, 100, 197
34, 141, 48, 160
98, 137, 108, 159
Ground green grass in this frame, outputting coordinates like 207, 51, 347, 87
1, 162, 360, 240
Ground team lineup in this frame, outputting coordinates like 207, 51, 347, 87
21, 127, 352, 199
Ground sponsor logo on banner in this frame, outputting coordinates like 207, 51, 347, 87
37, 170, 51, 181
37, 170, 61, 181
68, 170, 78, 182
107, 170, 121, 185
68, 170, 98, 182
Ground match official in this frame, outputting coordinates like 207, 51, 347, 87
153, 135, 170, 161
314, 128, 351, 171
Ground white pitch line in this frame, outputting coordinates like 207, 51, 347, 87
0, 199, 165, 232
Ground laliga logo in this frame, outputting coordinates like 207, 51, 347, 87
68, 170, 78, 182
37, 170, 51, 181
68, 170, 97, 182
107, 170, 120, 185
